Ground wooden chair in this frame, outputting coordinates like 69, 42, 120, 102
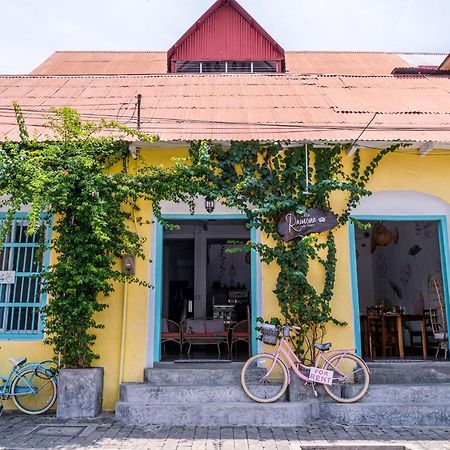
161, 319, 183, 355
229, 319, 250, 354
366, 306, 382, 359
404, 309, 433, 354
381, 312, 400, 357
229, 306, 251, 356
366, 306, 399, 358
428, 276, 448, 359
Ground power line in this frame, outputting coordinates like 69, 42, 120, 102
0, 105, 450, 139
0, 112, 449, 133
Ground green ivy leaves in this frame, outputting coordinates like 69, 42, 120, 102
188, 140, 400, 360
0, 106, 401, 367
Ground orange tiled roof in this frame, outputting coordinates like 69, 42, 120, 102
30, 51, 447, 76
0, 73, 449, 143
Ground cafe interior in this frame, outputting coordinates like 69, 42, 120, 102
160, 220, 252, 361
355, 220, 448, 360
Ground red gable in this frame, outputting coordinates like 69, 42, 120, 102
167, 0, 285, 72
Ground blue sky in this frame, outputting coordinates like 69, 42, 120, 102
1, 0, 449, 74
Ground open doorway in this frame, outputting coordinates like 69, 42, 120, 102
354, 219, 448, 360
160, 219, 252, 361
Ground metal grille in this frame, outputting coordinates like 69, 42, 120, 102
227, 61, 252, 73
176, 61, 201, 73
176, 60, 277, 74
0, 215, 50, 338
201, 61, 226, 73
252, 61, 277, 73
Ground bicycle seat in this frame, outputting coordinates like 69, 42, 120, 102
314, 343, 331, 351
8, 357, 27, 368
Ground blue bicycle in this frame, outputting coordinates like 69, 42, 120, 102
0, 352, 58, 415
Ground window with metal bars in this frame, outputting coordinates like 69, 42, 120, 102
0, 214, 51, 339
175, 60, 278, 73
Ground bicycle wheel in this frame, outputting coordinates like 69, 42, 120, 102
322, 353, 369, 403
241, 353, 288, 403
11, 368, 57, 414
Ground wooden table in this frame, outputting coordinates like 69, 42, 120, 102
184, 334, 229, 355
361, 313, 427, 359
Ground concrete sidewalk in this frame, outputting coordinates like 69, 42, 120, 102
0, 411, 450, 450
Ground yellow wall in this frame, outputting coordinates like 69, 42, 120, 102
1, 146, 449, 410
258, 147, 450, 352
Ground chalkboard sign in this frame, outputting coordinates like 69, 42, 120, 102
277, 209, 338, 242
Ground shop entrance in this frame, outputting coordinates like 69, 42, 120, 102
159, 219, 252, 361
352, 219, 449, 360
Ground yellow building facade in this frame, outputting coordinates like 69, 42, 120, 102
1, 146, 449, 410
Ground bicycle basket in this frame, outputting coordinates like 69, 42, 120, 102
261, 324, 279, 345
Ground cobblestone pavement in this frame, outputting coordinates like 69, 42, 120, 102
0, 412, 450, 450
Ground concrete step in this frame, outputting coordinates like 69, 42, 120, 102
356, 383, 450, 403
288, 381, 450, 403
122, 381, 450, 405
120, 382, 265, 403
115, 401, 314, 426
367, 361, 450, 384
144, 363, 243, 385
320, 401, 450, 426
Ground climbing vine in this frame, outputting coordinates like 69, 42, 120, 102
187, 141, 401, 360
0, 106, 196, 367
0, 105, 401, 366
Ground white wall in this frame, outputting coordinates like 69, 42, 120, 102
356, 220, 442, 314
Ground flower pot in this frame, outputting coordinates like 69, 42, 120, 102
56, 367, 104, 418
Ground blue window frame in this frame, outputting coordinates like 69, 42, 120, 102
0, 213, 52, 340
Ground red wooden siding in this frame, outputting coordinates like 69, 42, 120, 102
168, 0, 285, 72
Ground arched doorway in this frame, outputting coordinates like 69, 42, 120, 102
349, 191, 450, 359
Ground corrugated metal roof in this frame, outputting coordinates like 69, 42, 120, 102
30, 51, 167, 75
167, 0, 284, 72
30, 51, 448, 76
285, 52, 411, 75
0, 73, 449, 143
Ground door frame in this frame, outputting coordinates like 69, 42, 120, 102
151, 214, 260, 363
348, 215, 450, 357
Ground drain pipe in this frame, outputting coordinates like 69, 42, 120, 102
118, 280, 129, 386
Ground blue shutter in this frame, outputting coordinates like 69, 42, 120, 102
0, 213, 52, 340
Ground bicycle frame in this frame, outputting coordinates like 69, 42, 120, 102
267, 335, 368, 385
0, 361, 57, 399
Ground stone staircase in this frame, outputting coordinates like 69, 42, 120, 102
115, 360, 450, 427
319, 361, 450, 426
115, 362, 315, 426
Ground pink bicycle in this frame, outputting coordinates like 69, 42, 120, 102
241, 325, 370, 403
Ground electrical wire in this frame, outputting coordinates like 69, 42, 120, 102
0, 105, 449, 147
0, 111, 449, 133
